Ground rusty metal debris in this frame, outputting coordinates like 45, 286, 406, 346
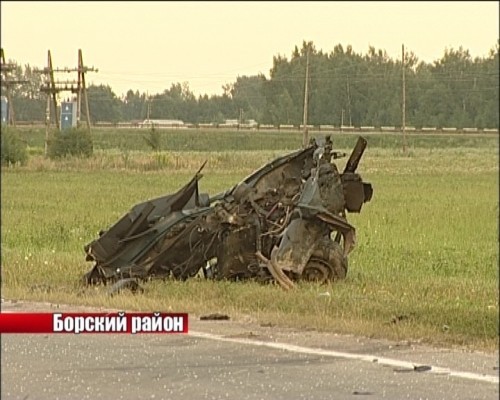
83, 135, 373, 289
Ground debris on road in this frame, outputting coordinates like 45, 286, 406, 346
200, 313, 231, 321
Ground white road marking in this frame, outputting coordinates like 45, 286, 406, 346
189, 330, 499, 384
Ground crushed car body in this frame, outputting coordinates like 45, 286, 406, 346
83, 135, 373, 289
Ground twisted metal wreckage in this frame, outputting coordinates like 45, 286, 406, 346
83, 136, 373, 290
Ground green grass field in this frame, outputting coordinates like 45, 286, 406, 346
15, 126, 500, 153
1, 129, 498, 351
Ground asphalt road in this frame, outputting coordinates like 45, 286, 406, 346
1, 300, 498, 400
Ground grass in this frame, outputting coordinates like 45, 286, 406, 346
1, 130, 498, 351
15, 126, 500, 152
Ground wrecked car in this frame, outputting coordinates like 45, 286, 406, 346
83, 136, 373, 289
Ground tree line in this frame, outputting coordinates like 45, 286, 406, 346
6, 40, 499, 129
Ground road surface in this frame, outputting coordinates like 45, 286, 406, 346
1, 300, 498, 400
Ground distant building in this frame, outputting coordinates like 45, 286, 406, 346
222, 119, 239, 127
220, 119, 258, 128
139, 119, 185, 128
1, 96, 8, 125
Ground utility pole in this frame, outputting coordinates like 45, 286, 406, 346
402, 44, 407, 154
45, 90, 50, 155
38, 50, 97, 155
39, 49, 97, 132
346, 76, 352, 126
146, 93, 151, 120
44, 50, 55, 155
79, 49, 93, 132
47, 50, 59, 129
77, 52, 82, 126
302, 48, 310, 148
1, 48, 29, 126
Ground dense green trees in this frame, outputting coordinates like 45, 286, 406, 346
121, 89, 148, 121
8, 63, 46, 121
85, 84, 122, 123
6, 41, 499, 128
150, 82, 198, 122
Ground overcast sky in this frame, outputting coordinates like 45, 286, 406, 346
1, 1, 498, 98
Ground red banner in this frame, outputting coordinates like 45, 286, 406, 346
0, 312, 188, 334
